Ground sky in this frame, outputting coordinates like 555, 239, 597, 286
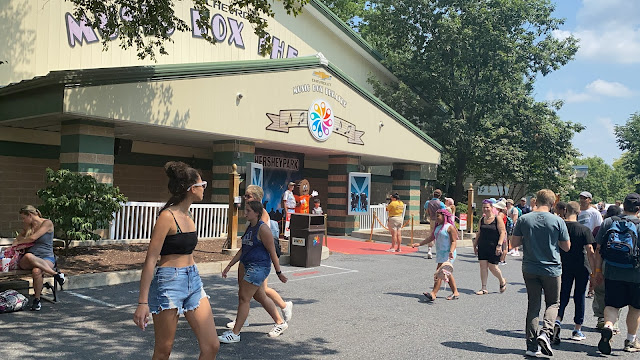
533, 0, 640, 165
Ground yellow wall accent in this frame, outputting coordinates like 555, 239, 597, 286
0, 126, 60, 145
64, 68, 440, 165
1, 0, 393, 94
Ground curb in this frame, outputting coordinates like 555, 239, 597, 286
62, 246, 330, 290
350, 230, 476, 247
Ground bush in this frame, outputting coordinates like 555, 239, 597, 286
37, 168, 127, 246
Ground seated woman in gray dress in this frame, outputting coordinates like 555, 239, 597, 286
14, 205, 65, 311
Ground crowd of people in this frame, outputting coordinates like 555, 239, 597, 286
413, 187, 640, 357
8, 160, 638, 359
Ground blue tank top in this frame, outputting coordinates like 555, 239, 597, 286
240, 220, 271, 267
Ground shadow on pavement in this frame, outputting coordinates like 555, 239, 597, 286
441, 341, 524, 356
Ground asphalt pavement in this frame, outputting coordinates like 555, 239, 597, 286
1, 246, 635, 359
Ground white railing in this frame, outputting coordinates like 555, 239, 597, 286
109, 201, 229, 240
359, 203, 408, 231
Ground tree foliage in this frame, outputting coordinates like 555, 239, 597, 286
615, 111, 640, 191
318, 0, 368, 28
361, 0, 580, 201
37, 169, 128, 246
566, 156, 634, 203
66, 0, 309, 60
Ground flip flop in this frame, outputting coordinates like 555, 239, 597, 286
500, 279, 507, 293
446, 294, 459, 300
423, 292, 435, 302
475, 289, 488, 295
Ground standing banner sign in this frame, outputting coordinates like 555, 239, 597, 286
247, 162, 263, 188
348, 172, 371, 215
460, 213, 468, 230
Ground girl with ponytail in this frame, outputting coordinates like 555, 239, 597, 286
133, 161, 219, 358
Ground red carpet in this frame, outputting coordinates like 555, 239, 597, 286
326, 237, 419, 255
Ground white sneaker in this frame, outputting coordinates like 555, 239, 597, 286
427, 252, 433, 259
268, 322, 288, 337
525, 347, 542, 357
511, 250, 520, 257
282, 301, 293, 322
218, 330, 240, 343
226, 319, 249, 329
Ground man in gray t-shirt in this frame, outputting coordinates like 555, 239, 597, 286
512, 189, 570, 357
593, 193, 640, 354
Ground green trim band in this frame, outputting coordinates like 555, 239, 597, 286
372, 175, 392, 183
115, 152, 212, 169
213, 152, 254, 166
0, 141, 60, 159
60, 134, 114, 155
63, 119, 115, 128
327, 215, 356, 221
61, 163, 113, 173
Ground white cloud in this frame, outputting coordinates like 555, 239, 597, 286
585, 79, 634, 97
559, 0, 640, 64
546, 79, 634, 103
595, 117, 616, 139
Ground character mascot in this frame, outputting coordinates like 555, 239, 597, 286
293, 179, 318, 214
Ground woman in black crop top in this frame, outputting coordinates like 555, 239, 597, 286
133, 161, 219, 358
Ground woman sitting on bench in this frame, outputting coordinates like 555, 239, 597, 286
15, 205, 65, 311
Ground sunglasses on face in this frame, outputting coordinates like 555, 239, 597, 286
244, 194, 253, 199
187, 181, 207, 191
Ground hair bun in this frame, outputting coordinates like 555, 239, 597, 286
165, 161, 187, 178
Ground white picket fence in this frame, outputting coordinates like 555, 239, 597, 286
358, 203, 403, 231
109, 201, 229, 240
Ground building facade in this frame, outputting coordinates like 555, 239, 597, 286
0, 0, 441, 237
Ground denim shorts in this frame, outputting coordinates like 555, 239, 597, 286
148, 264, 208, 315
242, 263, 271, 286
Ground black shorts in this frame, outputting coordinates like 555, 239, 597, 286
604, 278, 640, 309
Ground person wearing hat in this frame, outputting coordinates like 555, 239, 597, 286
506, 199, 521, 256
577, 191, 602, 232
593, 193, 640, 354
493, 200, 511, 265
282, 181, 297, 239
517, 197, 532, 215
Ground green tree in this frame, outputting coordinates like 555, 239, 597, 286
615, 111, 640, 191
566, 156, 634, 203
66, 0, 309, 60
361, 0, 579, 202
318, 0, 368, 27
37, 169, 128, 247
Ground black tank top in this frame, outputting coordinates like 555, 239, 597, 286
478, 216, 500, 244
160, 210, 198, 256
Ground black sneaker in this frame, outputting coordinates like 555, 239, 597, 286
31, 298, 41, 311
552, 321, 561, 345
537, 332, 553, 356
598, 327, 613, 355
54, 272, 66, 287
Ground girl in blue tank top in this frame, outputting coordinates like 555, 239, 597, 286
219, 200, 289, 343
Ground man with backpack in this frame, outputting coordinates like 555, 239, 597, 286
593, 193, 640, 354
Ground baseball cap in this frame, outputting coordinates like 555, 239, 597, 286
579, 191, 592, 199
493, 200, 507, 210
520, 197, 527, 201
506, 199, 514, 205
624, 193, 640, 208
288, 181, 295, 186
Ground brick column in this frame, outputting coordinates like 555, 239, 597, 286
392, 163, 421, 221
211, 140, 255, 236
59, 120, 114, 184
327, 155, 360, 236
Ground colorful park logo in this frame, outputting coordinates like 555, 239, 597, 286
308, 100, 334, 142
312, 235, 320, 246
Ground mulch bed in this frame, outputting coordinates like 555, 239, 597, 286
54, 238, 232, 276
